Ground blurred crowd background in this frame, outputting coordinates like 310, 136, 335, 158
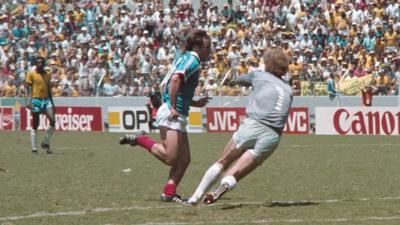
0, 0, 398, 98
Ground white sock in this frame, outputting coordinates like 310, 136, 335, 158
31, 130, 38, 150
43, 126, 55, 145
221, 176, 237, 190
188, 163, 223, 204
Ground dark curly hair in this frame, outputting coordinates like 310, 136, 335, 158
183, 29, 210, 52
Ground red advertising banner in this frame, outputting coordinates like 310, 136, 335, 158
20, 106, 103, 131
207, 107, 246, 132
283, 107, 309, 134
206, 107, 309, 134
0, 107, 14, 131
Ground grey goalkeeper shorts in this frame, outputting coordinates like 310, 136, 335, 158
233, 117, 281, 164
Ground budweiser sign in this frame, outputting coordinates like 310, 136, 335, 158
20, 106, 103, 131
315, 107, 400, 135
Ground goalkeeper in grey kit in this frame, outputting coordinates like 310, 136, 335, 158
187, 47, 293, 205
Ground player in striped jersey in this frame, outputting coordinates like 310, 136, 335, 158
119, 29, 212, 202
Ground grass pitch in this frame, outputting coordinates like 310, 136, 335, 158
1, 131, 400, 225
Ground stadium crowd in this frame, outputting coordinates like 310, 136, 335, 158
0, 0, 399, 98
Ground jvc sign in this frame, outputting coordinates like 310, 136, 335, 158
283, 107, 309, 134
207, 107, 245, 132
108, 107, 150, 132
206, 107, 309, 134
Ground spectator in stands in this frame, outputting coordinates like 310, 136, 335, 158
205, 76, 218, 96
375, 67, 392, 95
327, 72, 338, 100
0, 0, 398, 97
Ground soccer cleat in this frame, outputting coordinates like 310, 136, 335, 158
160, 193, 182, 203
32, 149, 38, 154
41, 143, 53, 154
182, 198, 199, 206
203, 183, 229, 204
119, 130, 147, 146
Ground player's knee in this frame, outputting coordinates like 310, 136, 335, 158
49, 120, 56, 127
32, 121, 39, 130
216, 159, 231, 170
165, 156, 178, 166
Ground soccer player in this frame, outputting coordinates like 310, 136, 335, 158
119, 29, 212, 202
186, 47, 293, 205
25, 56, 56, 154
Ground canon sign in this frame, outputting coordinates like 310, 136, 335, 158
334, 109, 400, 135
20, 106, 103, 131
315, 107, 400, 135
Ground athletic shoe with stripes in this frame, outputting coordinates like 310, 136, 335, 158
119, 130, 147, 146
203, 183, 229, 204
160, 193, 182, 203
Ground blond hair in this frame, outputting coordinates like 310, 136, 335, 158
263, 47, 290, 77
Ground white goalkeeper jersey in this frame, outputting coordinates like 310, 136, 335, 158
235, 70, 293, 133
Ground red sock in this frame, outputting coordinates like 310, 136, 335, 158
136, 135, 157, 152
163, 183, 176, 196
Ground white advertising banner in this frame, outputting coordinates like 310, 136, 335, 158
108, 107, 150, 133
107, 106, 204, 133
315, 107, 400, 135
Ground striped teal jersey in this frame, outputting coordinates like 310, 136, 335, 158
161, 51, 201, 116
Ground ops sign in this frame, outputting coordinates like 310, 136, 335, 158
108, 107, 150, 132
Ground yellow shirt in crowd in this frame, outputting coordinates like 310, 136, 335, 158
289, 63, 302, 79
37, 2, 50, 14
2, 82, 16, 97
237, 63, 249, 75
384, 32, 398, 46
373, 7, 385, 19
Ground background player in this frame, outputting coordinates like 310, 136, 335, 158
25, 56, 56, 154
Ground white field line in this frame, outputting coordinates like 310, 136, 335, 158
1, 196, 400, 222
55, 143, 400, 151
137, 215, 400, 225
281, 143, 400, 148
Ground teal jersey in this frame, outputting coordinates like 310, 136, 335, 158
162, 51, 200, 116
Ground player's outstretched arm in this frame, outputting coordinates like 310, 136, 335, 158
191, 95, 212, 107
24, 83, 32, 110
231, 73, 253, 87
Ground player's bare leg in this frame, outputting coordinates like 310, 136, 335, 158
42, 107, 56, 154
152, 129, 190, 202
187, 138, 243, 205
149, 127, 183, 166
204, 151, 272, 204
119, 127, 189, 202
31, 113, 40, 154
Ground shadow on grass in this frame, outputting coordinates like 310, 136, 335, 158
266, 201, 319, 207
219, 200, 319, 210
